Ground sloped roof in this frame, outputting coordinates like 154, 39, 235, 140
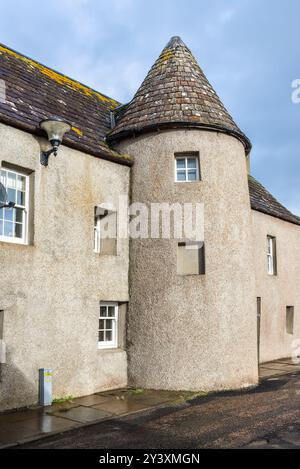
108, 36, 251, 153
0, 44, 133, 166
0, 42, 299, 227
248, 175, 300, 226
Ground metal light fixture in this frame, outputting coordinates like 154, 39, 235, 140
40, 117, 71, 166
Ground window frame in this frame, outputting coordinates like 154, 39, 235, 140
93, 207, 117, 255
98, 302, 118, 349
267, 235, 277, 276
175, 155, 200, 182
0, 167, 29, 245
94, 212, 101, 253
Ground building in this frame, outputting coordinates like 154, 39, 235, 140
0, 37, 299, 411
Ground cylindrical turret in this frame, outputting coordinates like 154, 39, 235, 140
108, 37, 258, 391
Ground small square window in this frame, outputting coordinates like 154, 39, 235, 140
177, 242, 205, 275
98, 303, 118, 349
286, 306, 294, 335
175, 154, 200, 182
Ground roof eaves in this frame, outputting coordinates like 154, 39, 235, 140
0, 113, 133, 167
107, 120, 252, 154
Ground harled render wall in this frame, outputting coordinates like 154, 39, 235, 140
117, 129, 259, 392
0, 122, 129, 411
252, 210, 300, 363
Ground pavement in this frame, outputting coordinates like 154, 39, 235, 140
259, 357, 300, 379
0, 388, 198, 449
1, 357, 300, 449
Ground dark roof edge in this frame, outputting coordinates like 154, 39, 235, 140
107, 121, 252, 154
251, 205, 300, 227
0, 114, 133, 167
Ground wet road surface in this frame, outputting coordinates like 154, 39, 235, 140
18, 373, 300, 449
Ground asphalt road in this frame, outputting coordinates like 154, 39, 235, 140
18, 373, 300, 449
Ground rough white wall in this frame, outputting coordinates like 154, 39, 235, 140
0, 122, 129, 411
118, 129, 258, 392
252, 210, 300, 363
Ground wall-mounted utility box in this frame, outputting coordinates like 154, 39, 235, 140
39, 368, 52, 406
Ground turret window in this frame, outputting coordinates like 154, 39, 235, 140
175, 154, 200, 182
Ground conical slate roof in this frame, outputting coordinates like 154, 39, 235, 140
108, 36, 251, 153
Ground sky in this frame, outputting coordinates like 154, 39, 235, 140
1, 0, 300, 214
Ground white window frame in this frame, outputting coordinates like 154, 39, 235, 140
98, 302, 118, 349
94, 215, 101, 253
0, 168, 29, 245
93, 207, 117, 254
175, 155, 200, 182
267, 235, 276, 275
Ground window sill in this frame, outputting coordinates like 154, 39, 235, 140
93, 252, 118, 257
0, 239, 32, 247
97, 347, 125, 354
175, 181, 201, 184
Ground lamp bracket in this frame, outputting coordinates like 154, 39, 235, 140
40, 147, 58, 166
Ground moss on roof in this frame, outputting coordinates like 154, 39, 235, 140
0, 43, 132, 166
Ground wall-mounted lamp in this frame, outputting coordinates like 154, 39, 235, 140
40, 117, 71, 166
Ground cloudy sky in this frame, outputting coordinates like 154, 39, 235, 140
1, 0, 300, 213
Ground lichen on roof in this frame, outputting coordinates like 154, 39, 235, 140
0, 42, 132, 166
0, 44, 119, 109
108, 35, 251, 153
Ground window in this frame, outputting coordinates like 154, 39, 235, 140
175, 154, 200, 182
98, 303, 118, 349
94, 207, 117, 255
177, 241, 205, 275
267, 236, 277, 275
0, 168, 29, 244
286, 306, 294, 335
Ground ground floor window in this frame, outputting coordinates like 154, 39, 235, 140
98, 302, 118, 349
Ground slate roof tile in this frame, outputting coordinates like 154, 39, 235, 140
0, 39, 299, 226
108, 37, 251, 153
248, 175, 300, 226
0, 43, 133, 166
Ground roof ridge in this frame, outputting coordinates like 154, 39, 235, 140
0, 43, 121, 109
